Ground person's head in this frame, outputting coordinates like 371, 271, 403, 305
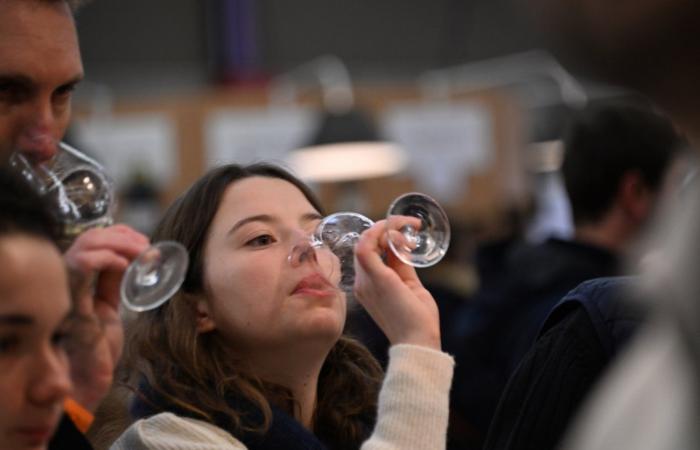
562, 102, 686, 230
0, 167, 73, 450
122, 163, 381, 448
0, 0, 86, 164
525, 0, 700, 116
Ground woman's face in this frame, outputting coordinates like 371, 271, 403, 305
0, 234, 72, 450
201, 176, 345, 356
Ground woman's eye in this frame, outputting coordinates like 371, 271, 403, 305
246, 234, 275, 247
0, 335, 20, 354
0, 82, 29, 103
51, 330, 68, 349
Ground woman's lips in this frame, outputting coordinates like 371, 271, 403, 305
292, 273, 337, 297
14, 424, 55, 445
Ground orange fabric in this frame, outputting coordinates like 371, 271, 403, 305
63, 397, 94, 433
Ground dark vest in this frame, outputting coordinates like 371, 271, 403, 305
540, 276, 646, 359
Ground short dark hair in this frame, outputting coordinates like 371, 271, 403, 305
0, 166, 60, 244
562, 102, 685, 225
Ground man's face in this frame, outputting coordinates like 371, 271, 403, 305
526, 0, 700, 93
0, 0, 83, 165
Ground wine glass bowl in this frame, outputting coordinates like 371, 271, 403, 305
315, 212, 374, 251
59, 167, 113, 220
314, 212, 374, 291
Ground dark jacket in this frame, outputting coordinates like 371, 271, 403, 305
497, 238, 621, 370
483, 276, 646, 450
448, 238, 620, 450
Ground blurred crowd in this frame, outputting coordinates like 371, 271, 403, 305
1, 1, 698, 450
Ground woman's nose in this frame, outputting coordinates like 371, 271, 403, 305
27, 347, 72, 407
288, 236, 320, 268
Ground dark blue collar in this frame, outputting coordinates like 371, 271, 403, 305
131, 383, 329, 450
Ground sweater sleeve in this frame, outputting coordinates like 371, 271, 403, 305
361, 344, 455, 450
110, 412, 248, 450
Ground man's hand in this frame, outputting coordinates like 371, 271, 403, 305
63, 224, 150, 413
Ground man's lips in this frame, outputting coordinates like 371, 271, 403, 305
292, 273, 337, 297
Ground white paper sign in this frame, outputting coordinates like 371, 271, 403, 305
72, 114, 177, 187
381, 102, 493, 203
205, 106, 316, 170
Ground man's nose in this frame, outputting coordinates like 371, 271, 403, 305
17, 99, 59, 164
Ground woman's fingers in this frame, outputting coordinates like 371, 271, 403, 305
352, 220, 441, 349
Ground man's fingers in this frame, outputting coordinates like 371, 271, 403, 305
68, 248, 131, 275
68, 225, 149, 261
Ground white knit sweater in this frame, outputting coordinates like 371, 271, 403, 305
111, 344, 454, 450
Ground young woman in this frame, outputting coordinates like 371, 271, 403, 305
0, 170, 74, 450
110, 163, 454, 450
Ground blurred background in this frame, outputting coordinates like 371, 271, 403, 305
68, 0, 622, 285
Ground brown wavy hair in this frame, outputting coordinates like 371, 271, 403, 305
120, 163, 383, 449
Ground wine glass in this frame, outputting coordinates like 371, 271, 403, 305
9, 142, 188, 312
9, 142, 115, 246
313, 192, 450, 291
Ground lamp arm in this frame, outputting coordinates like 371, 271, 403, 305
418, 50, 588, 109
268, 54, 354, 113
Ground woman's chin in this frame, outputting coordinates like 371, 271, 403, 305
298, 311, 345, 342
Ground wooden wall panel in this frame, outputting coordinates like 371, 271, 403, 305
73, 84, 528, 228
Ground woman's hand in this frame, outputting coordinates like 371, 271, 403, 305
353, 220, 441, 350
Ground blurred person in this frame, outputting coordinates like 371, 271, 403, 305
0, 0, 82, 164
95, 163, 454, 450
520, 0, 700, 448
502, 101, 683, 369
483, 104, 690, 450
0, 168, 73, 450
449, 101, 685, 449
0, 0, 150, 447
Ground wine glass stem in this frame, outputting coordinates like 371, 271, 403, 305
137, 269, 159, 287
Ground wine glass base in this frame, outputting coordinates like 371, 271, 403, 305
121, 241, 189, 312
386, 192, 450, 267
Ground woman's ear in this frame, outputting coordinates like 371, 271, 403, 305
195, 297, 216, 333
